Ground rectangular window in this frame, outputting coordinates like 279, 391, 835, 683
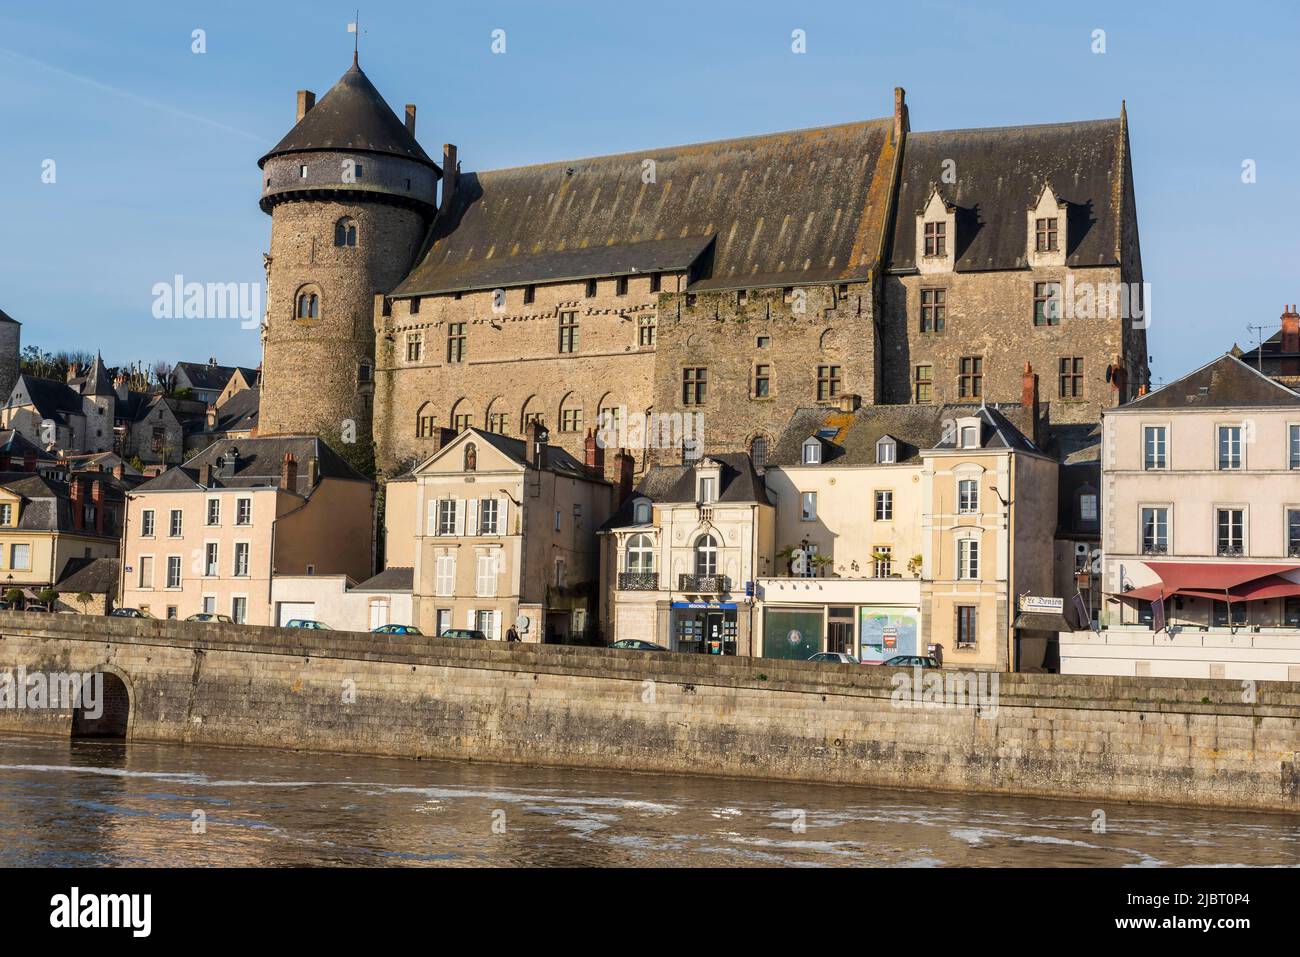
956, 606, 977, 647
649, 272, 662, 293
615, 276, 628, 296
487, 413, 509, 434
479, 498, 499, 536
1141, 507, 1168, 554
206, 499, 220, 526
873, 546, 892, 578
447, 322, 466, 363
561, 408, 582, 432
957, 539, 980, 580
476, 554, 497, 597
1218, 425, 1242, 470
138, 556, 154, 589
417, 413, 437, 438
437, 500, 457, 536
169, 509, 183, 537
406, 333, 423, 363
924, 221, 946, 257
204, 542, 218, 577
1033, 282, 1061, 326
559, 311, 579, 353
435, 555, 455, 597
1291, 425, 1300, 469
638, 315, 656, 346
166, 555, 181, 588
1144, 426, 1167, 470
959, 356, 983, 398
1058, 357, 1083, 398
232, 596, 247, 625
453, 413, 471, 432
203, 595, 216, 614
141, 509, 155, 537
682, 368, 707, 406
7, 543, 27, 571
234, 542, 250, 577
920, 288, 946, 332
874, 490, 893, 521
584, 279, 597, 298
1216, 508, 1244, 556
699, 477, 717, 504
801, 491, 817, 521
0, 504, 11, 525
1213, 600, 1248, 628
816, 365, 842, 401
236, 498, 251, 525
958, 479, 979, 514
1287, 509, 1300, 557
914, 365, 932, 403
1035, 217, 1059, 252
523, 285, 536, 305
753, 364, 770, 398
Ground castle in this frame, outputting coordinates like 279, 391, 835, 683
257, 56, 1148, 475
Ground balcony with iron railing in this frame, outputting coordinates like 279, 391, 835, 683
1141, 542, 1168, 556
678, 574, 730, 594
617, 572, 659, 591
1217, 543, 1244, 558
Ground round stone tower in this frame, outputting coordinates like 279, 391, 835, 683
257, 55, 439, 446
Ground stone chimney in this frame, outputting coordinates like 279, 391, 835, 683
218, 445, 239, 479
440, 144, 459, 215
280, 452, 298, 491
113, 374, 128, 402
112, 462, 125, 480
22, 450, 35, 472
525, 420, 548, 470
91, 479, 104, 534
70, 477, 84, 531
405, 104, 417, 135
583, 429, 605, 478
836, 393, 861, 413
1022, 362, 1041, 445
198, 462, 212, 487
614, 449, 635, 505
1282, 305, 1300, 375
205, 403, 218, 430
296, 90, 315, 123
892, 86, 908, 145
66, 363, 79, 384
306, 455, 319, 488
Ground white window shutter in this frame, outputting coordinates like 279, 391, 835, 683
426, 499, 437, 535
454, 499, 465, 536
492, 610, 501, 640
466, 609, 475, 629
466, 498, 478, 536
498, 497, 508, 535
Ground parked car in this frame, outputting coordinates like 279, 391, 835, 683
373, 624, 422, 636
110, 607, 153, 618
808, 651, 860, 664
284, 619, 332, 630
186, 613, 233, 623
610, 639, 668, 652
440, 628, 487, 640
22, 604, 51, 613
883, 654, 941, 668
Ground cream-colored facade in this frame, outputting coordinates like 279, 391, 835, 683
0, 473, 122, 596
391, 427, 614, 642
270, 573, 413, 631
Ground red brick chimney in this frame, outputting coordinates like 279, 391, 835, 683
1282, 304, 1300, 375
112, 462, 125, 480
22, 450, 35, 472
893, 87, 908, 145
280, 452, 298, 491
583, 428, 605, 478
91, 479, 104, 534
1021, 362, 1036, 408
614, 449, 635, 505
296, 90, 315, 122
70, 478, 84, 531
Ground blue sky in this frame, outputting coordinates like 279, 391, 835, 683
1, 0, 1297, 381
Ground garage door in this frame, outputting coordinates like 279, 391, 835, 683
277, 602, 315, 626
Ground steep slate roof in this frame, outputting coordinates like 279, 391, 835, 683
930, 404, 1041, 453
0, 308, 19, 324
0, 472, 122, 534
137, 436, 368, 494
56, 557, 120, 596
0, 430, 58, 461
11, 375, 83, 423
83, 353, 115, 396
395, 118, 899, 296
432, 428, 598, 481
214, 386, 259, 432
1118, 353, 1300, 410
175, 361, 240, 392
259, 58, 436, 169
887, 118, 1125, 272
602, 452, 768, 530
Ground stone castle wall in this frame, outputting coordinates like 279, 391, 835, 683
2, 612, 1298, 812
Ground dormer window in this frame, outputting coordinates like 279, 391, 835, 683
924, 221, 946, 257
876, 437, 897, 464
961, 426, 979, 449
1027, 183, 1067, 267
1035, 217, 1058, 252
698, 476, 717, 504
802, 437, 822, 465
633, 499, 651, 524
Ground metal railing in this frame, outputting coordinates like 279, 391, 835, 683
678, 574, 729, 594
617, 572, 659, 591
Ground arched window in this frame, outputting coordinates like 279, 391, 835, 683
695, 534, 718, 577
625, 533, 654, 573
749, 435, 769, 471
633, 499, 652, 524
295, 290, 319, 320
416, 404, 436, 438
464, 442, 477, 472
334, 217, 357, 247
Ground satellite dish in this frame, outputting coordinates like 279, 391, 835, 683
515, 615, 530, 633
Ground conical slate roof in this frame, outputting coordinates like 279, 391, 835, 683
84, 352, 115, 397
258, 57, 435, 169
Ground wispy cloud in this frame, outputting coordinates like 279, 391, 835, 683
0, 46, 262, 140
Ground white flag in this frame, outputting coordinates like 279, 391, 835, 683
347, 22, 357, 33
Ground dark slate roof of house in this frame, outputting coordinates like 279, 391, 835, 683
56, 557, 120, 596
354, 566, 413, 592
259, 58, 436, 169
394, 118, 898, 296
0, 308, 19, 324
15, 375, 83, 420
214, 387, 259, 432
1119, 353, 1300, 410
137, 436, 369, 494
0, 430, 58, 461
175, 361, 239, 392
887, 118, 1126, 272
447, 428, 599, 481
930, 404, 1041, 453
601, 452, 767, 530
0, 473, 120, 534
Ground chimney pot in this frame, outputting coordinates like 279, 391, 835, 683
440, 144, 459, 214
614, 449, 635, 505
296, 90, 315, 123
892, 86, 907, 144
405, 104, 417, 135
280, 452, 298, 491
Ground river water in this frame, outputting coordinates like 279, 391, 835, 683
0, 733, 1296, 867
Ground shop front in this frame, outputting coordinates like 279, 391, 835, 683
671, 601, 738, 655
756, 577, 923, 662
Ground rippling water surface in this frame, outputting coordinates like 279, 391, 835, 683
1, 733, 1297, 867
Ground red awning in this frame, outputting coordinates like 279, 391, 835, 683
1118, 562, 1300, 603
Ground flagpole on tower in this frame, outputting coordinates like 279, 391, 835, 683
349, 12, 360, 64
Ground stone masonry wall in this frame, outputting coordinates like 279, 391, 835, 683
1, 612, 1297, 811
